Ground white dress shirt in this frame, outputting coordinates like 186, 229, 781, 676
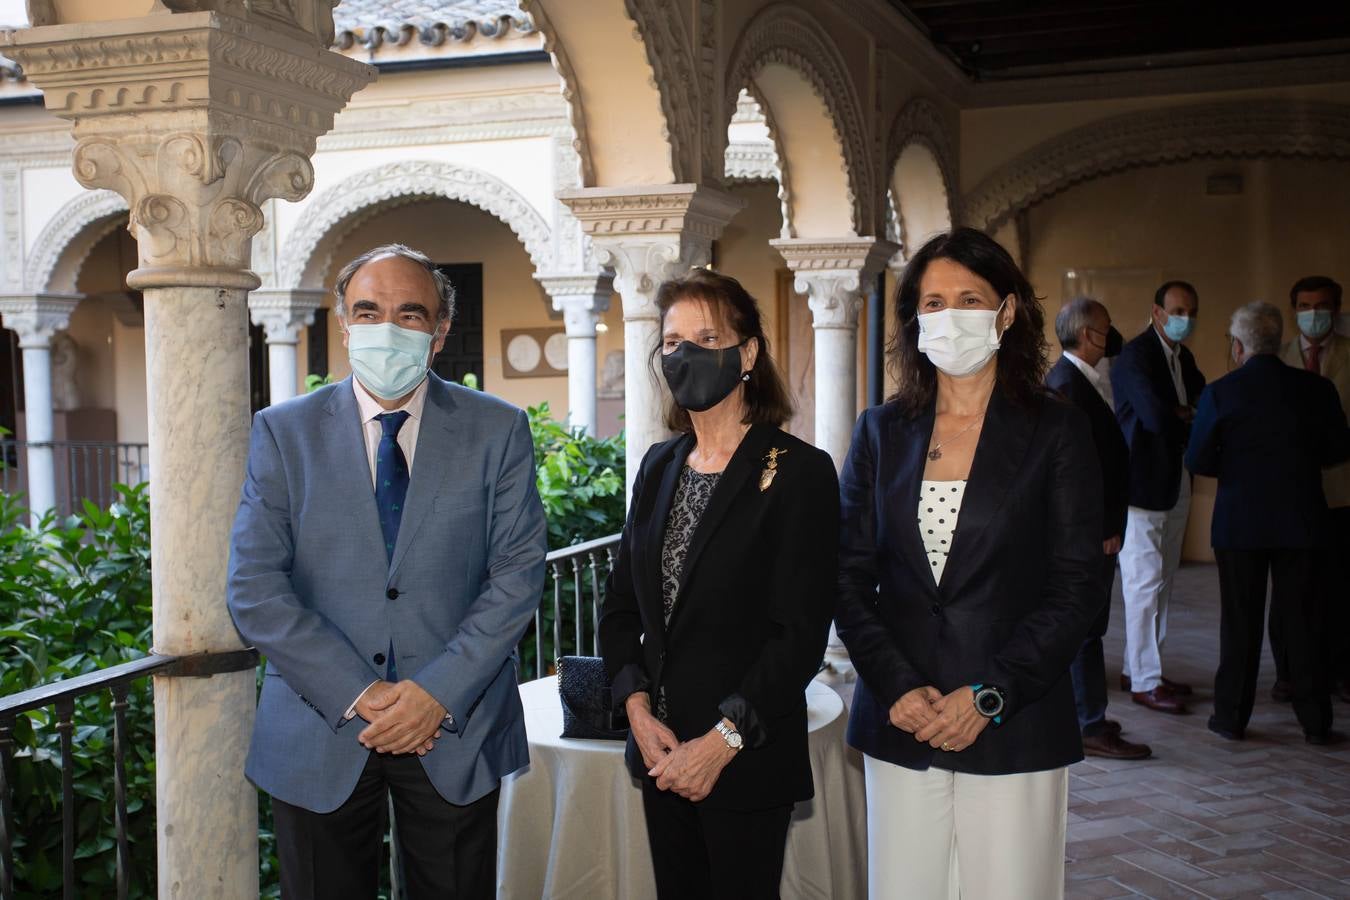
1154, 326, 1187, 405
343, 374, 433, 722
1063, 350, 1112, 406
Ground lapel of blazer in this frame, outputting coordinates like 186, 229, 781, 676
388, 376, 465, 578
638, 433, 695, 641
940, 388, 1036, 598
885, 403, 939, 597
664, 424, 777, 642
323, 378, 386, 562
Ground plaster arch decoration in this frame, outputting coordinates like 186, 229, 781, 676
963, 100, 1350, 234
277, 160, 552, 290
517, 0, 593, 185
625, 0, 702, 185
723, 4, 874, 237
24, 189, 129, 293
885, 95, 958, 257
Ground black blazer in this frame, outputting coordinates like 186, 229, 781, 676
1047, 355, 1129, 541
1186, 355, 1350, 551
835, 388, 1103, 775
599, 423, 838, 811
1110, 327, 1206, 511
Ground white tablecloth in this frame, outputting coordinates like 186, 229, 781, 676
497, 676, 866, 900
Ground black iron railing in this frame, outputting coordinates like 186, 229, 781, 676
0, 649, 258, 900
0, 440, 149, 518
522, 534, 621, 679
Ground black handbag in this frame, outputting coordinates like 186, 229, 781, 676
557, 655, 629, 741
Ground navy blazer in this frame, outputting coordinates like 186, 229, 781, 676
835, 388, 1103, 776
599, 424, 838, 811
1185, 354, 1350, 550
1047, 355, 1130, 541
1111, 327, 1206, 511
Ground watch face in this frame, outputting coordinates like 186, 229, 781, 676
977, 689, 1003, 716
727, 731, 743, 749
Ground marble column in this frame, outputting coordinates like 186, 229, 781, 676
769, 238, 898, 472
537, 273, 613, 436
558, 186, 744, 498
0, 294, 81, 523
3, 8, 373, 898
248, 289, 325, 405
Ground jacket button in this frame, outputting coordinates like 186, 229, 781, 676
373, 653, 386, 665
386, 588, 399, 600
930, 604, 941, 616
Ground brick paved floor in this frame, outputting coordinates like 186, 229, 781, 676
1065, 563, 1350, 899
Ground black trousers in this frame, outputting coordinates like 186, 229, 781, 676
1214, 548, 1332, 737
1271, 507, 1350, 686
640, 778, 792, 900
1070, 553, 1116, 735
271, 751, 499, 900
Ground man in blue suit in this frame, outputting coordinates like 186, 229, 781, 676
1186, 301, 1350, 745
1111, 281, 1206, 714
227, 244, 547, 898
1048, 297, 1150, 760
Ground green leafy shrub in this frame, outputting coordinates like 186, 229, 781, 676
0, 486, 156, 898
528, 402, 624, 550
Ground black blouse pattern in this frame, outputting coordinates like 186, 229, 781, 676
656, 465, 720, 720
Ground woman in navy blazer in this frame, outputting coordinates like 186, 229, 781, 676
836, 229, 1103, 900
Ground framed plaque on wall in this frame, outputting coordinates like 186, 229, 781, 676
501, 327, 568, 378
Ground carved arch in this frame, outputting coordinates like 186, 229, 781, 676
25, 190, 129, 293
963, 100, 1350, 233
885, 95, 958, 252
724, 4, 873, 235
276, 161, 552, 290
626, 0, 701, 184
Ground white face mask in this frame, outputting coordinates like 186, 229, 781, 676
916, 303, 1005, 377
347, 322, 435, 400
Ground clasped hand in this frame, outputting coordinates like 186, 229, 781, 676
888, 685, 989, 753
626, 693, 735, 803
356, 680, 445, 756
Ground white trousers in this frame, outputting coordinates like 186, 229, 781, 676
863, 757, 1068, 900
1119, 472, 1192, 693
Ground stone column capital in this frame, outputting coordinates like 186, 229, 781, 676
3, 13, 374, 290
248, 289, 326, 345
558, 185, 746, 318
537, 273, 615, 338
770, 237, 899, 329
0, 293, 83, 347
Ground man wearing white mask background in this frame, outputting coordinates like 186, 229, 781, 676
1278, 275, 1350, 703
227, 244, 547, 899
1110, 281, 1206, 715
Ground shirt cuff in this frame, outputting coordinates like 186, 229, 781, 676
717, 693, 766, 749
343, 680, 382, 723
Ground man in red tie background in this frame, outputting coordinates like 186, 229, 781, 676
1277, 276, 1350, 704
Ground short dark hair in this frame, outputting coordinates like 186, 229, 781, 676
653, 269, 794, 432
333, 243, 455, 327
1153, 280, 1198, 308
889, 227, 1049, 416
1289, 275, 1342, 310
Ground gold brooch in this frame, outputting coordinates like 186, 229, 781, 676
760, 447, 787, 492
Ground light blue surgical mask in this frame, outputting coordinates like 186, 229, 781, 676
1297, 309, 1333, 340
1163, 313, 1194, 343
347, 322, 434, 400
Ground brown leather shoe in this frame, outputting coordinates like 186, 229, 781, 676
1132, 687, 1189, 714
1102, 719, 1122, 736
1083, 731, 1152, 759
1120, 674, 1192, 696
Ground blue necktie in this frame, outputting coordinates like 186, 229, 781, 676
375, 411, 410, 682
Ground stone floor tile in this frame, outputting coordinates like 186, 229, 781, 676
1190, 872, 1308, 898
1193, 830, 1281, 857
1203, 813, 1293, 835
1070, 816, 1157, 842
1116, 848, 1218, 883
1066, 878, 1141, 899
1124, 830, 1226, 865
1263, 838, 1350, 878
1110, 866, 1207, 899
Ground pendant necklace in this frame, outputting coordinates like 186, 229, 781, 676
928, 415, 984, 461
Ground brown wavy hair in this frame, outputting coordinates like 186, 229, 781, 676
653, 269, 795, 432
889, 228, 1049, 417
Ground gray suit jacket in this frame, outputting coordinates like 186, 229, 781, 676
227, 374, 547, 813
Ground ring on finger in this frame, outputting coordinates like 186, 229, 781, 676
941, 741, 953, 751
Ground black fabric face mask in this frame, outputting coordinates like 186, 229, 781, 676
1105, 326, 1124, 358
660, 339, 748, 412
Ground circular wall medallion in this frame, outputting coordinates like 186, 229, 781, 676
544, 332, 569, 371
506, 333, 542, 374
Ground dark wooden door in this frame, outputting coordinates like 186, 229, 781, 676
248, 322, 269, 414
430, 263, 484, 390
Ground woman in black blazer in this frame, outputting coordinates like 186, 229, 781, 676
836, 229, 1102, 900
599, 269, 837, 900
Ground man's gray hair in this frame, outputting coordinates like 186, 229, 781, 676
333, 243, 455, 328
1054, 296, 1106, 351
1229, 300, 1283, 356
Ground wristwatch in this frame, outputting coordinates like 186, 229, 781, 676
714, 720, 744, 751
971, 683, 1006, 726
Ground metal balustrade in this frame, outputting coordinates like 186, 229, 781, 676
0, 441, 149, 518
